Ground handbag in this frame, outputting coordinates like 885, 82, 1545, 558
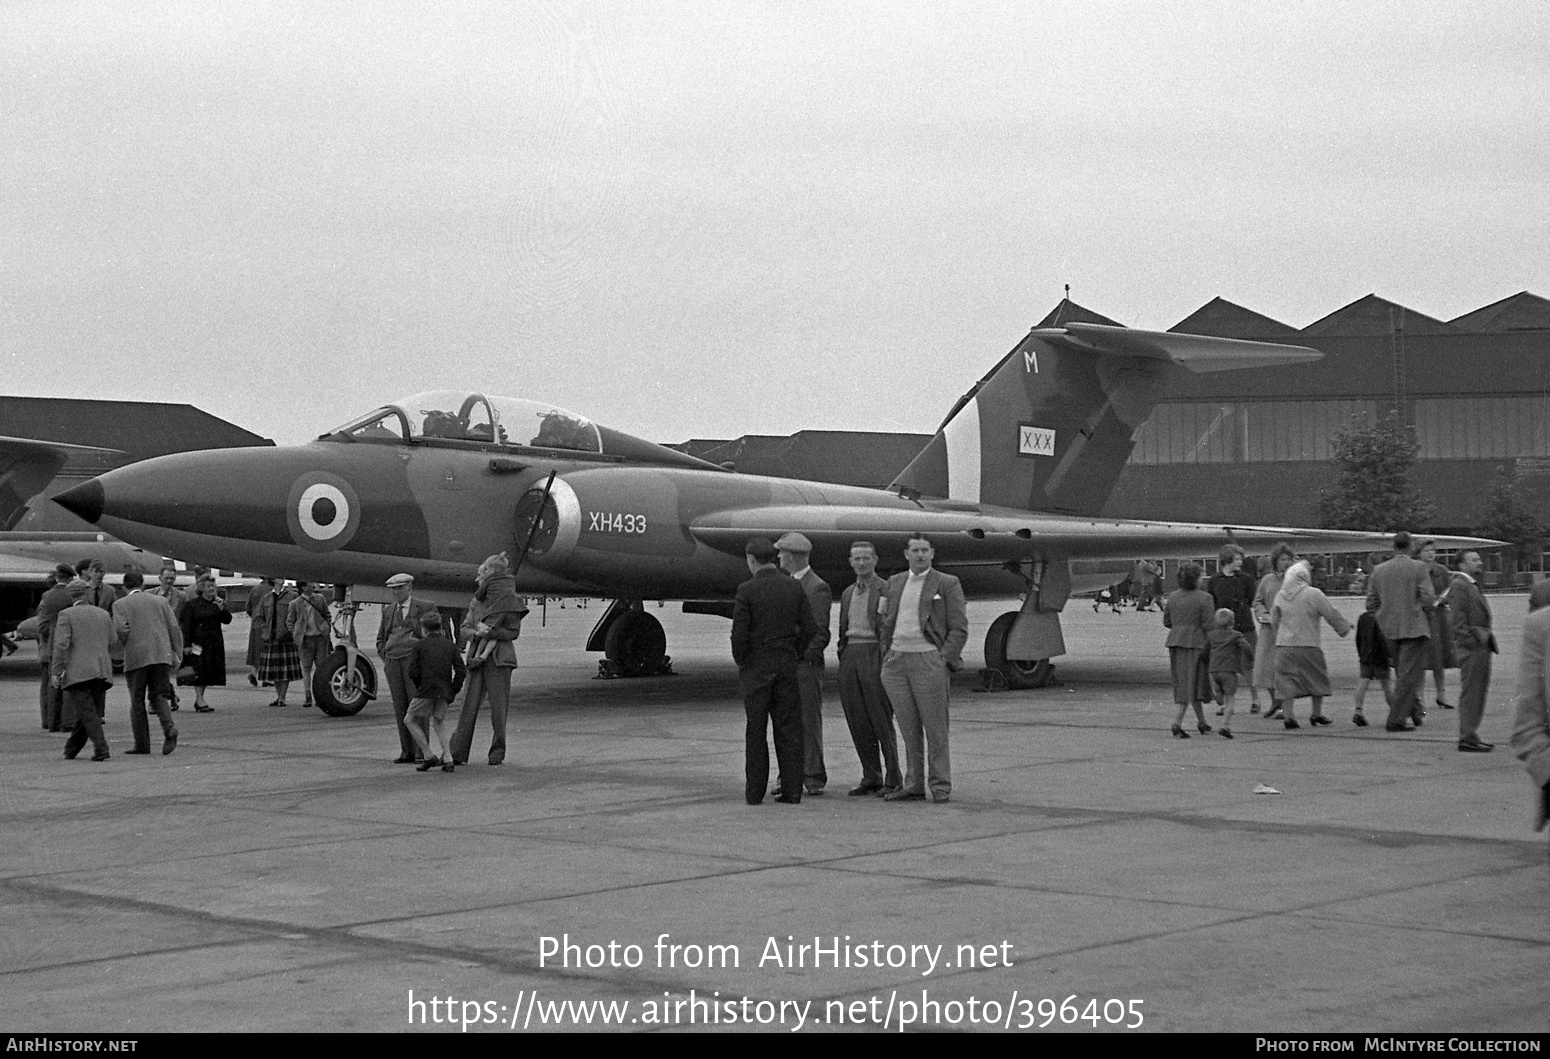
176, 649, 201, 686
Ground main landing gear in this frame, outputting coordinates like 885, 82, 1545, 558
981, 611, 1054, 689
590, 600, 673, 679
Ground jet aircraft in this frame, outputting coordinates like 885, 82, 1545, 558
56, 322, 1493, 712
0, 436, 168, 637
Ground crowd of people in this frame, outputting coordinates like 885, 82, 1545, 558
22, 531, 1550, 839
1157, 534, 1497, 749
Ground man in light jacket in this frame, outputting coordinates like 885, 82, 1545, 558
112, 571, 182, 756
1365, 531, 1437, 732
878, 535, 968, 804
54, 579, 120, 762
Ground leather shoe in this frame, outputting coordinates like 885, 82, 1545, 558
1458, 739, 1494, 752
1309, 715, 1332, 727
848, 784, 883, 796
90, 751, 110, 762
884, 789, 926, 802
1437, 699, 1455, 710
163, 729, 178, 755
804, 785, 825, 796
932, 794, 950, 804
774, 793, 801, 804
1385, 722, 1415, 732
393, 754, 416, 764
125, 748, 151, 755
1352, 713, 1369, 727
416, 757, 443, 772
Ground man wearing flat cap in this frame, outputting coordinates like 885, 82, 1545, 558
775, 531, 832, 796
377, 573, 436, 763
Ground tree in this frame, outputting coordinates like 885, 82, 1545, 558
1475, 466, 1544, 573
1316, 412, 1434, 532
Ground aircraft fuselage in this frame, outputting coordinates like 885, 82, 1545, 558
64, 439, 1041, 605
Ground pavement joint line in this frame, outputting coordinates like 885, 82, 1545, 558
9, 856, 1542, 992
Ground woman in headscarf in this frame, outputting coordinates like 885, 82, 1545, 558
447, 553, 529, 766
1417, 540, 1457, 709
1163, 561, 1216, 738
1271, 560, 1351, 729
1509, 582, 1550, 837
1251, 544, 1298, 720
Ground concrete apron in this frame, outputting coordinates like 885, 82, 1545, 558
0, 600, 1544, 1033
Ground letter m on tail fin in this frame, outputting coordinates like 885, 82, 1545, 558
891, 323, 1321, 516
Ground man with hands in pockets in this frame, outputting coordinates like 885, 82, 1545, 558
878, 535, 969, 804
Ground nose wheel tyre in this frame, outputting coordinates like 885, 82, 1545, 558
313, 648, 378, 716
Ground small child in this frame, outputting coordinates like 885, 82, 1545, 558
1206, 608, 1251, 739
406, 612, 467, 772
1353, 611, 1392, 728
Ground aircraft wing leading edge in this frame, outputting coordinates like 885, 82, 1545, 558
689, 505, 1499, 564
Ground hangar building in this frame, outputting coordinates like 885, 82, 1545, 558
677, 290, 1550, 546
3, 396, 271, 534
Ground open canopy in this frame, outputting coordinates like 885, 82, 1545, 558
326, 390, 603, 454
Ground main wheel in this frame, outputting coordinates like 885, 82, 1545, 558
313, 648, 378, 716
603, 609, 668, 677
983, 611, 1054, 689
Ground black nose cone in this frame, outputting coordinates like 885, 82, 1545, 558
54, 480, 105, 524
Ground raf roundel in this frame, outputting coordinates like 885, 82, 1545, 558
286, 473, 362, 553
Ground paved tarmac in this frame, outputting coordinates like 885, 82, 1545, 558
1, 596, 1546, 1034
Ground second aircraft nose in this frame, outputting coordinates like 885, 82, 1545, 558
53, 479, 105, 524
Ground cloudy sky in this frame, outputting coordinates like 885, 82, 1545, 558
2, 1, 1546, 446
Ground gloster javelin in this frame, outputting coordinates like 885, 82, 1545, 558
55, 322, 1488, 710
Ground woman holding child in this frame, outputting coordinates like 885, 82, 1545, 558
447, 553, 529, 767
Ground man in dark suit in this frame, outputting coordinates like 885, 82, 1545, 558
36, 563, 76, 731
775, 532, 832, 795
731, 537, 816, 805
112, 570, 182, 756
836, 540, 900, 796
879, 535, 969, 804
1365, 531, 1437, 732
377, 573, 438, 763
1449, 550, 1497, 753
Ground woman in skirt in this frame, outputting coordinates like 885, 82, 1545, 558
1163, 562, 1216, 738
1271, 560, 1351, 729
253, 580, 302, 706
1252, 544, 1297, 720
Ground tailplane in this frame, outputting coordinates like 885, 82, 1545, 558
890, 323, 1320, 516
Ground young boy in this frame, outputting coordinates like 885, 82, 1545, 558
406, 612, 467, 772
1352, 610, 1392, 728
1206, 608, 1251, 739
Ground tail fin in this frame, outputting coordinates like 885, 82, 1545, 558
890, 323, 1321, 516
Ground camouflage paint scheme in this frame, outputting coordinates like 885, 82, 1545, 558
54, 328, 1495, 670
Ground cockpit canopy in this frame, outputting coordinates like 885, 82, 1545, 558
326, 390, 603, 454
